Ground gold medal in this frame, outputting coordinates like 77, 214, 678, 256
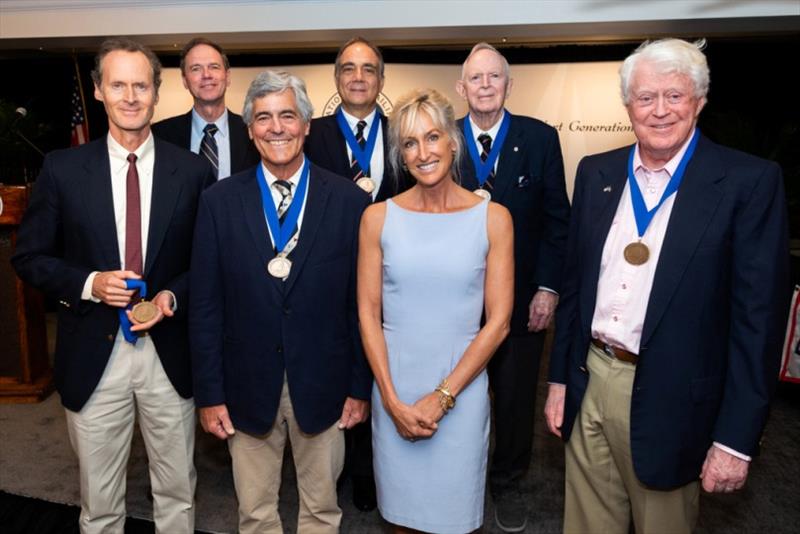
474, 188, 491, 201
268, 255, 292, 279
356, 176, 376, 194
131, 300, 158, 323
624, 241, 650, 265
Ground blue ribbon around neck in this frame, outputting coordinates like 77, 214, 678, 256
336, 108, 380, 176
256, 158, 310, 253
463, 111, 511, 187
627, 128, 700, 239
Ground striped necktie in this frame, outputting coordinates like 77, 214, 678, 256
477, 133, 495, 191
350, 120, 368, 180
201, 123, 219, 179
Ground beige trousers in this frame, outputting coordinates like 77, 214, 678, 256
564, 343, 699, 534
65, 332, 196, 534
228, 378, 345, 534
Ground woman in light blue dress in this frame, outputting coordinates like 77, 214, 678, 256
357, 88, 514, 533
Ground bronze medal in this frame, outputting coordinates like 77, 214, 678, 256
474, 188, 491, 201
356, 177, 376, 194
624, 241, 650, 265
268, 256, 292, 279
131, 300, 158, 323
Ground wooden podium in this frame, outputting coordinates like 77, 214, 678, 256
0, 184, 53, 402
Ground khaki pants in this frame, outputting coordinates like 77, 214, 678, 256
66, 333, 196, 534
564, 344, 699, 534
229, 378, 345, 534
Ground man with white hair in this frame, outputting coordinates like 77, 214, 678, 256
456, 42, 571, 532
545, 38, 789, 533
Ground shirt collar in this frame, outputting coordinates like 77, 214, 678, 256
468, 109, 506, 141
107, 131, 154, 172
340, 106, 378, 131
191, 107, 229, 139
633, 127, 696, 177
260, 157, 306, 188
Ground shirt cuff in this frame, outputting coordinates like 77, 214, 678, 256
156, 290, 178, 312
713, 442, 752, 462
81, 272, 101, 302
537, 286, 559, 295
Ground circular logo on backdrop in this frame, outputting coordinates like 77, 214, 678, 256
322, 92, 394, 116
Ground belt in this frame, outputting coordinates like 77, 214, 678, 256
591, 338, 639, 365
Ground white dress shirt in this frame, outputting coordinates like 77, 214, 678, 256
260, 160, 310, 248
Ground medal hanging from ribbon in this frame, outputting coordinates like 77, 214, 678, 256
463, 111, 510, 200
119, 279, 158, 344
256, 158, 310, 279
624, 128, 700, 265
337, 108, 380, 194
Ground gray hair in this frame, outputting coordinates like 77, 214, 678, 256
334, 36, 385, 78
461, 42, 511, 83
242, 70, 314, 125
388, 88, 464, 184
620, 38, 710, 105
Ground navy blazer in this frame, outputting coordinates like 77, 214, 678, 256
548, 134, 790, 489
151, 109, 260, 175
457, 113, 570, 334
305, 112, 405, 202
11, 137, 215, 411
189, 161, 372, 435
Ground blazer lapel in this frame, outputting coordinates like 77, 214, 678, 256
239, 167, 283, 293
324, 115, 351, 177
492, 114, 522, 202
81, 139, 121, 270
177, 111, 192, 149
228, 110, 249, 174
145, 140, 184, 275
580, 148, 629, 334
283, 166, 330, 295
641, 136, 725, 345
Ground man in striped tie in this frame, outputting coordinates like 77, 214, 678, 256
152, 37, 259, 179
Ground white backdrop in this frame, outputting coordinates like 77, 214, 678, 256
152, 62, 636, 197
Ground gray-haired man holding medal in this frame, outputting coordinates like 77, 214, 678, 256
545, 39, 789, 533
189, 70, 371, 533
456, 42, 571, 532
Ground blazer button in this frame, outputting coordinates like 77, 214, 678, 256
276, 345, 283, 353
283, 307, 291, 316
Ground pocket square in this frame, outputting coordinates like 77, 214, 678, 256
517, 175, 530, 187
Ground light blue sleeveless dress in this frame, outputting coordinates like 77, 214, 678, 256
373, 198, 491, 533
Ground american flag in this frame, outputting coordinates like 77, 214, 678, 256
70, 73, 89, 146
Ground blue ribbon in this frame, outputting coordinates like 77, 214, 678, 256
336, 108, 380, 177
463, 111, 511, 187
119, 279, 147, 344
627, 128, 700, 238
255, 158, 310, 252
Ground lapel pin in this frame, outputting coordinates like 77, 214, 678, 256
513, 146, 518, 152
603, 185, 612, 193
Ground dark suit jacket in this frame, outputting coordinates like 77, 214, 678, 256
457, 113, 570, 334
305, 112, 404, 202
151, 109, 260, 175
189, 161, 372, 435
548, 134, 790, 489
11, 137, 215, 411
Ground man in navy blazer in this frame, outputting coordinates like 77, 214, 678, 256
456, 42, 571, 532
151, 37, 259, 178
305, 37, 404, 205
12, 38, 214, 533
545, 38, 790, 533
190, 70, 371, 533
